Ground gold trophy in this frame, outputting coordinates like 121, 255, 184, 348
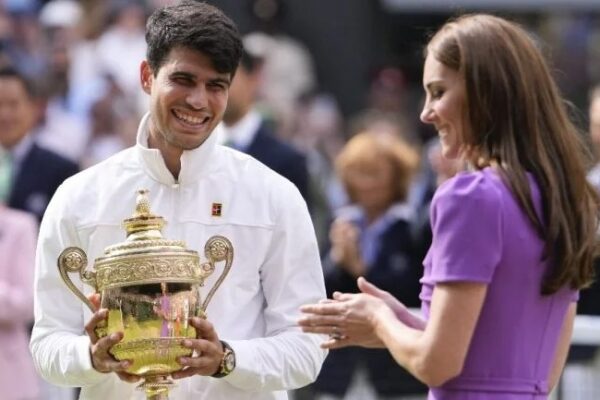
58, 190, 233, 399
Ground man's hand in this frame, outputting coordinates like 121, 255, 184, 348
85, 294, 140, 383
172, 317, 223, 379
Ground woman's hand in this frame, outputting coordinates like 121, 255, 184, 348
298, 289, 396, 349
357, 278, 426, 330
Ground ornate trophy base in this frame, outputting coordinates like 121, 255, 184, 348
138, 375, 174, 400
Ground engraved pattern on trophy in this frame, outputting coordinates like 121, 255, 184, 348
56, 189, 234, 399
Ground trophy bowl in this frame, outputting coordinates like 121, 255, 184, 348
58, 190, 233, 399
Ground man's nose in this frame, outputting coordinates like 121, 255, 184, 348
187, 85, 208, 109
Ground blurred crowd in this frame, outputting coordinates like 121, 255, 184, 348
0, 0, 599, 399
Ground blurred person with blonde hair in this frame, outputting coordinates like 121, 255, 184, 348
312, 132, 427, 400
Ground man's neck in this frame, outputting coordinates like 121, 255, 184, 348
147, 133, 182, 180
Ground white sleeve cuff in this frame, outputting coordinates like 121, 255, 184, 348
73, 335, 110, 386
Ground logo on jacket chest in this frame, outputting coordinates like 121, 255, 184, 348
211, 203, 222, 217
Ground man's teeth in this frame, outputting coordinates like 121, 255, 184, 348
174, 110, 206, 124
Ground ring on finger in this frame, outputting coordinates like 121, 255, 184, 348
329, 325, 343, 340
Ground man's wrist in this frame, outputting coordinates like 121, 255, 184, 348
212, 340, 236, 378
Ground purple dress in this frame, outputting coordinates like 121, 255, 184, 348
420, 168, 576, 400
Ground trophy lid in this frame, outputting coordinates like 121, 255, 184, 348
92, 190, 209, 291
102, 189, 184, 255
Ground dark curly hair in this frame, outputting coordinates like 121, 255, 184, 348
145, 0, 242, 77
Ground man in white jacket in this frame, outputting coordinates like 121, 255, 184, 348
30, 2, 327, 399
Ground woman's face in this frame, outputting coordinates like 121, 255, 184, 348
420, 54, 467, 159
346, 157, 395, 216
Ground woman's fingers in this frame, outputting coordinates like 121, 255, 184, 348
320, 335, 351, 350
298, 312, 345, 327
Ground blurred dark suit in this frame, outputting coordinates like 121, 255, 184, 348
9, 143, 79, 222
241, 122, 311, 209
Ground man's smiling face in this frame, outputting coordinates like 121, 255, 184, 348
142, 46, 231, 152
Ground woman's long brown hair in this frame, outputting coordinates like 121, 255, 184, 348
426, 14, 599, 294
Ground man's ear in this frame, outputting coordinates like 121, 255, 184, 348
140, 60, 153, 94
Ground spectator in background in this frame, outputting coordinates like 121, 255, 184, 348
0, 66, 78, 222
313, 132, 427, 400
94, 0, 148, 117
81, 73, 138, 168
35, 0, 92, 163
221, 44, 311, 207
411, 139, 463, 263
0, 202, 39, 400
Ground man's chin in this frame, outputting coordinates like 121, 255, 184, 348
171, 135, 208, 151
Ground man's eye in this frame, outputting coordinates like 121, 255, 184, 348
174, 77, 193, 85
208, 82, 226, 90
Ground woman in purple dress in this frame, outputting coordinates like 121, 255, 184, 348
299, 14, 599, 400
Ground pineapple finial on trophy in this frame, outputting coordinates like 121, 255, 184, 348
134, 189, 152, 217
123, 189, 166, 239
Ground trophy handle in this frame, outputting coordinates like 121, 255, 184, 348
200, 236, 233, 312
57, 247, 97, 313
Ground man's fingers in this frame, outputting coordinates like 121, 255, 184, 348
171, 367, 198, 380
85, 309, 108, 344
177, 354, 215, 370
95, 332, 124, 355
87, 293, 101, 311
181, 339, 220, 355
189, 317, 219, 342
116, 371, 141, 383
96, 358, 129, 373
89, 331, 130, 373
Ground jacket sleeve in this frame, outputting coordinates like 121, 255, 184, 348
223, 180, 328, 391
0, 211, 37, 325
29, 183, 108, 387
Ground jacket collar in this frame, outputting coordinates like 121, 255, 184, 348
134, 112, 219, 185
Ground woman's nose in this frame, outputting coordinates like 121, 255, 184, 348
420, 105, 434, 124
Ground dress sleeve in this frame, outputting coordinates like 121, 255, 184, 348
427, 172, 504, 284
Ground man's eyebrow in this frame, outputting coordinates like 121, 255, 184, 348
169, 71, 196, 80
209, 76, 231, 86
